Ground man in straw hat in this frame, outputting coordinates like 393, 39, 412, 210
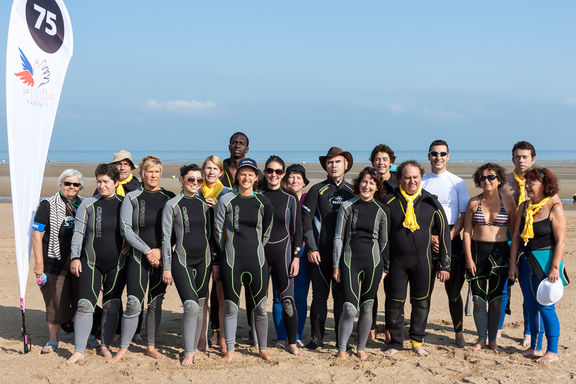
302, 146, 355, 349
111, 150, 141, 196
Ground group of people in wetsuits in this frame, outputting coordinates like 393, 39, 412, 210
34, 134, 567, 366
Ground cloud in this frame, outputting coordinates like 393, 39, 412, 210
422, 108, 461, 120
564, 96, 576, 107
387, 104, 404, 113
143, 99, 218, 114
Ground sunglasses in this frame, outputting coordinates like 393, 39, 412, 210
63, 181, 81, 187
186, 177, 203, 184
363, 166, 380, 174
480, 175, 498, 182
429, 151, 448, 157
265, 168, 285, 176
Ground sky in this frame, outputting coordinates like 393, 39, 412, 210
1, 1, 576, 154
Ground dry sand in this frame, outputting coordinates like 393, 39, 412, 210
0, 164, 575, 383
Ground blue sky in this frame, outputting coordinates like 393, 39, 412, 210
2, 1, 576, 153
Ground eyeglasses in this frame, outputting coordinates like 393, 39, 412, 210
186, 177, 203, 184
265, 168, 285, 176
480, 175, 498, 182
429, 151, 448, 157
63, 181, 81, 187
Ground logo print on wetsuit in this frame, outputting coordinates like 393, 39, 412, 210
329, 195, 344, 206
139, 200, 146, 228
234, 205, 240, 232
182, 206, 190, 234
95, 206, 103, 238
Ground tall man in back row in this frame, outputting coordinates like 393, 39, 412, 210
421, 139, 469, 347
384, 160, 451, 356
112, 150, 141, 195
302, 147, 355, 349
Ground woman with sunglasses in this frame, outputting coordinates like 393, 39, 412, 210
32, 169, 84, 354
463, 163, 515, 352
214, 158, 274, 362
262, 156, 303, 355
198, 155, 231, 352
509, 167, 566, 363
109, 155, 175, 363
67, 164, 124, 363
161, 164, 215, 365
333, 167, 390, 360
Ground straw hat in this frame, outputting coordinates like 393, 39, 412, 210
319, 146, 353, 172
536, 278, 563, 306
111, 150, 137, 169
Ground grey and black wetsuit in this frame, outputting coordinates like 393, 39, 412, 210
262, 188, 303, 345
119, 187, 175, 348
70, 194, 125, 353
333, 196, 390, 352
302, 178, 354, 345
384, 189, 451, 350
214, 190, 273, 351
162, 193, 215, 354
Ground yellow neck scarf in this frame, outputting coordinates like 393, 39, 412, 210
201, 179, 224, 201
513, 169, 526, 208
400, 184, 422, 232
520, 196, 551, 244
116, 173, 133, 197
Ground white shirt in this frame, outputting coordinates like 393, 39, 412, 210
422, 170, 470, 225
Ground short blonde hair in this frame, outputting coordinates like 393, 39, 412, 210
139, 155, 162, 174
202, 155, 224, 173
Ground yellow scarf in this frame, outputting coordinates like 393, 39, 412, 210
520, 196, 551, 244
201, 179, 224, 201
116, 173, 133, 197
513, 169, 526, 208
400, 184, 422, 232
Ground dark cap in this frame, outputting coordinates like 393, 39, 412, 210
319, 146, 353, 172
285, 164, 310, 186
237, 157, 259, 173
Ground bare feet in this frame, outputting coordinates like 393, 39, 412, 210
288, 343, 300, 356
222, 350, 234, 363
384, 330, 391, 344
536, 352, 559, 364
181, 353, 197, 366
383, 348, 399, 356
369, 329, 376, 341
197, 337, 207, 352
522, 348, 544, 357
258, 349, 272, 361
488, 341, 500, 353
473, 339, 486, 350
455, 332, 465, 348
522, 334, 531, 347
146, 346, 166, 360
107, 347, 128, 363
98, 346, 113, 359
356, 350, 368, 361
496, 329, 502, 339
412, 345, 429, 356
66, 352, 85, 364
336, 351, 347, 359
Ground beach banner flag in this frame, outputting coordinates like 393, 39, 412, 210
6, 0, 73, 352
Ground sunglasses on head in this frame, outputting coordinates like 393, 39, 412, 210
480, 174, 498, 181
363, 166, 379, 174
265, 168, 285, 176
429, 151, 448, 157
186, 177, 203, 184
63, 181, 81, 187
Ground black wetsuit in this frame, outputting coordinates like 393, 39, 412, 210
333, 197, 390, 351
302, 178, 355, 345
119, 187, 175, 348
214, 190, 274, 351
70, 194, 125, 352
384, 188, 451, 350
263, 188, 303, 345
162, 193, 215, 354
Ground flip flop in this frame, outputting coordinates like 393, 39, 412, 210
41, 341, 58, 354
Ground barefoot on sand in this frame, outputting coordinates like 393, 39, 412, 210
259, 349, 272, 361
522, 334, 531, 347
66, 352, 85, 364
181, 353, 197, 366
474, 339, 487, 350
536, 352, 559, 364
222, 351, 234, 363
107, 348, 128, 363
146, 346, 166, 359
98, 346, 112, 359
488, 341, 500, 353
412, 345, 429, 356
356, 350, 368, 361
336, 351, 347, 359
287, 344, 300, 356
383, 348, 399, 356
455, 332, 465, 348
522, 348, 545, 357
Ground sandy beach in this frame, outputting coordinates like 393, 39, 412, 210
0, 163, 575, 383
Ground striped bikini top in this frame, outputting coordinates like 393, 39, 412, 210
472, 194, 509, 227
